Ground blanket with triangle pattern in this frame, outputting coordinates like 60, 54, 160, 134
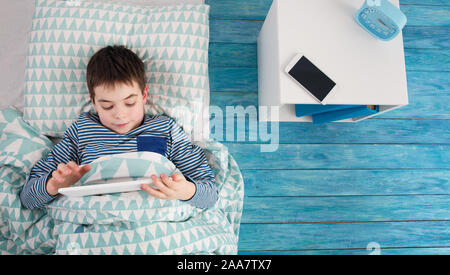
0, 108, 244, 254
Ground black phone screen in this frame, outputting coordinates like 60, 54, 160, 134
288, 56, 336, 102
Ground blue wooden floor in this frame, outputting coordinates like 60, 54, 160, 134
205, 0, 450, 255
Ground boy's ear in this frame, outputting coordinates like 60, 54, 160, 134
143, 85, 149, 103
91, 97, 98, 113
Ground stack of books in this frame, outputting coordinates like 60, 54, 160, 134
295, 104, 379, 125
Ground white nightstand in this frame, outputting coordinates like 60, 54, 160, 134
257, 0, 409, 122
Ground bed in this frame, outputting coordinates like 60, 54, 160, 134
0, 0, 244, 255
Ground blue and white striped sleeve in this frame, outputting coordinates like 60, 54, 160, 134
168, 119, 218, 209
19, 121, 80, 209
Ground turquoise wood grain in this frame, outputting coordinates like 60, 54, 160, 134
405, 49, 450, 71
209, 43, 449, 71
242, 169, 450, 196
206, 0, 272, 20
237, 222, 450, 250
241, 195, 450, 223
209, 43, 256, 67
377, 71, 450, 118
210, 19, 263, 44
209, 67, 257, 92
402, 26, 450, 49
225, 144, 450, 169
209, 71, 450, 119
401, 0, 450, 4
210, 19, 262, 44
239, 247, 450, 255
209, 117, 450, 144
210, 91, 256, 105
207, 0, 450, 27
206, 0, 450, 255
210, 20, 450, 49
400, 5, 450, 26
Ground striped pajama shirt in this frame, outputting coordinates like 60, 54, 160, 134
19, 112, 217, 210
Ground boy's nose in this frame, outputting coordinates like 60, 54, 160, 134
113, 106, 127, 119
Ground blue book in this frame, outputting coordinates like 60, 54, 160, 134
312, 106, 378, 125
295, 104, 363, 118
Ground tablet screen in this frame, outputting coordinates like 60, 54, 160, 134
287, 56, 336, 102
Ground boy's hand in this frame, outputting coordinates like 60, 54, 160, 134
140, 173, 196, 201
46, 161, 91, 196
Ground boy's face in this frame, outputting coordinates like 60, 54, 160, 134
92, 80, 148, 134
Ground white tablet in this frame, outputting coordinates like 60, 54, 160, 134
58, 178, 155, 197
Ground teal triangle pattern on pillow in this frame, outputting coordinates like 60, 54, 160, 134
24, 0, 210, 138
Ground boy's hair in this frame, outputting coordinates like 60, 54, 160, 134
86, 45, 146, 102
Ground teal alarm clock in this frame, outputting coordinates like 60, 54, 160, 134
355, 0, 407, 41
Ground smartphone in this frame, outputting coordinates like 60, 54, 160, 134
285, 53, 337, 105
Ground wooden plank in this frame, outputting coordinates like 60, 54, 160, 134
208, 108, 450, 143
209, 69, 449, 95
225, 144, 450, 169
209, 67, 257, 92
209, 43, 449, 72
206, 0, 272, 20
405, 49, 450, 72
237, 221, 450, 250
209, 43, 256, 67
400, 5, 450, 26
238, 247, 450, 255
209, 71, 450, 119
207, 0, 450, 27
402, 26, 450, 49
241, 195, 450, 223
378, 71, 450, 119
242, 169, 450, 196
211, 91, 450, 121
210, 19, 263, 44
242, 118, 450, 144
210, 20, 450, 50
210, 90, 257, 105
401, 0, 450, 5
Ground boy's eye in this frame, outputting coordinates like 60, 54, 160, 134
100, 101, 135, 110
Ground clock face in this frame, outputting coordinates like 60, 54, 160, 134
358, 8, 399, 40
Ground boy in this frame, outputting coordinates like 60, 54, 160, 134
20, 45, 218, 210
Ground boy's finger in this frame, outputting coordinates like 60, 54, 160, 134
49, 177, 59, 185
66, 161, 78, 170
51, 176, 62, 184
171, 173, 185, 181
64, 169, 73, 176
160, 174, 173, 187
51, 171, 64, 183
141, 184, 167, 199
152, 175, 172, 194
69, 162, 84, 175
57, 163, 70, 175
80, 164, 91, 173
57, 163, 65, 170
